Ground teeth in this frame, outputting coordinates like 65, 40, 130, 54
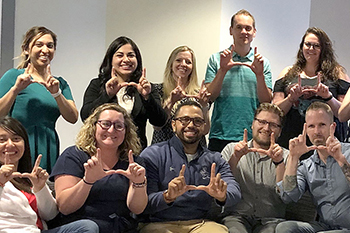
4, 152, 15, 155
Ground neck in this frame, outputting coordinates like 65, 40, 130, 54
182, 142, 199, 154
252, 140, 269, 150
233, 44, 250, 57
303, 63, 318, 76
317, 148, 329, 164
31, 66, 47, 81
99, 147, 120, 170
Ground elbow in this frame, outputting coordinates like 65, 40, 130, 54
56, 199, 77, 215
338, 110, 348, 122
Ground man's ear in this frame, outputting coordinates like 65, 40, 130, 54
172, 119, 176, 132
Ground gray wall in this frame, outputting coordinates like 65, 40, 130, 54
1, 0, 350, 154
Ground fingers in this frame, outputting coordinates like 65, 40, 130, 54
243, 128, 248, 143
230, 44, 235, 54
127, 82, 139, 88
47, 64, 52, 77
254, 46, 257, 55
32, 154, 42, 173
128, 150, 134, 164
298, 76, 301, 87
111, 66, 117, 78
210, 163, 216, 182
24, 64, 31, 74
96, 148, 102, 164
142, 67, 146, 78
330, 123, 335, 139
302, 123, 307, 139
178, 164, 186, 177
4, 153, 9, 165
270, 132, 275, 147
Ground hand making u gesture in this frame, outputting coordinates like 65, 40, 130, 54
0, 153, 21, 187
289, 124, 317, 159
105, 66, 129, 97
13, 64, 37, 93
21, 154, 49, 192
195, 163, 227, 202
115, 150, 146, 184
251, 132, 284, 163
39, 65, 60, 95
128, 68, 151, 99
220, 44, 245, 72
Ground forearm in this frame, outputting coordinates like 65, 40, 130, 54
127, 183, 148, 214
55, 96, 78, 123
0, 87, 19, 117
56, 179, 92, 215
336, 155, 350, 183
203, 107, 210, 135
275, 162, 286, 183
282, 156, 299, 192
273, 93, 293, 114
256, 75, 272, 103
326, 96, 341, 118
206, 68, 228, 101
338, 91, 350, 122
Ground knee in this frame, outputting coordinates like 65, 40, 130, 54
77, 220, 99, 233
275, 221, 298, 233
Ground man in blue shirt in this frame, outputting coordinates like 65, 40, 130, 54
205, 9, 272, 152
276, 101, 350, 232
139, 99, 241, 233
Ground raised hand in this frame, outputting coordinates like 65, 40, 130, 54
287, 77, 303, 103
21, 154, 48, 192
0, 153, 21, 186
115, 150, 146, 184
169, 76, 187, 104
243, 47, 264, 78
251, 132, 284, 163
128, 68, 151, 99
163, 164, 195, 203
220, 44, 245, 71
289, 123, 317, 158
187, 80, 211, 107
13, 63, 36, 93
37, 64, 60, 95
194, 163, 227, 202
321, 124, 343, 161
232, 129, 251, 160
83, 148, 116, 184
105, 66, 129, 97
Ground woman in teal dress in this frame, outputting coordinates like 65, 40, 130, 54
0, 26, 78, 173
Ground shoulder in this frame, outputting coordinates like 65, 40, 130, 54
337, 66, 350, 82
221, 142, 237, 161
140, 141, 168, 160
278, 66, 293, 80
1, 68, 24, 79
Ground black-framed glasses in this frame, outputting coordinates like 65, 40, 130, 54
254, 118, 281, 130
174, 116, 205, 127
304, 42, 321, 50
97, 120, 125, 131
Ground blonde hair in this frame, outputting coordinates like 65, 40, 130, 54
17, 26, 57, 69
163, 46, 199, 102
76, 103, 141, 160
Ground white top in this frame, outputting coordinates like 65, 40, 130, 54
0, 181, 58, 232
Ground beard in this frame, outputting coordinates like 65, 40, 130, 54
178, 129, 202, 145
253, 131, 271, 148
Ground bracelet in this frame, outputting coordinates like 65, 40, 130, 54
82, 177, 94, 185
51, 89, 62, 98
163, 189, 176, 203
323, 93, 333, 102
273, 158, 284, 166
132, 177, 147, 188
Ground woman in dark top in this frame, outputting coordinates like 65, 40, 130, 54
81, 36, 167, 149
273, 27, 350, 157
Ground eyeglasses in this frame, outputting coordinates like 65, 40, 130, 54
254, 118, 281, 130
97, 120, 125, 131
174, 116, 205, 127
304, 42, 321, 50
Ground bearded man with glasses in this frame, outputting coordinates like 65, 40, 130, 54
220, 103, 289, 233
138, 99, 241, 233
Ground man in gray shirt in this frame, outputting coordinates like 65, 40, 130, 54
276, 101, 350, 232
221, 103, 288, 233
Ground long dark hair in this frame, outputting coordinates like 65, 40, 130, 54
0, 116, 32, 193
284, 27, 344, 83
98, 36, 143, 97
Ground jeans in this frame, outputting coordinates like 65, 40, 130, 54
43, 219, 99, 233
275, 220, 350, 233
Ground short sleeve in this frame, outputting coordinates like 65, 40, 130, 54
57, 77, 74, 101
205, 53, 219, 84
273, 78, 286, 93
0, 69, 22, 98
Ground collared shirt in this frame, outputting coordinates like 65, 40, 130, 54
278, 143, 350, 229
205, 47, 272, 141
222, 140, 288, 218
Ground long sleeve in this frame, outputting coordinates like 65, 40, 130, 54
34, 184, 58, 221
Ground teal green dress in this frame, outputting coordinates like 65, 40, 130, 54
0, 68, 74, 173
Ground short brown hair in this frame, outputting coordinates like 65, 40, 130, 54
306, 101, 334, 123
231, 9, 256, 28
254, 103, 284, 126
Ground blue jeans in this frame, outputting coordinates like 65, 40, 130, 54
275, 220, 350, 233
43, 219, 99, 233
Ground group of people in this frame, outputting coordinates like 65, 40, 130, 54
1, 8, 350, 233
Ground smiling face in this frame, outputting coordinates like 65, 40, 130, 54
95, 110, 126, 150
172, 51, 193, 83
28, 33, 55, 68
0, 127, 24, 167
172, 105, 205, 145
303, 33, 321, 64
111, 43, 138, 81
252, 111, 282, 148
305, 109, 333, 146
230, 14, 256, 47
